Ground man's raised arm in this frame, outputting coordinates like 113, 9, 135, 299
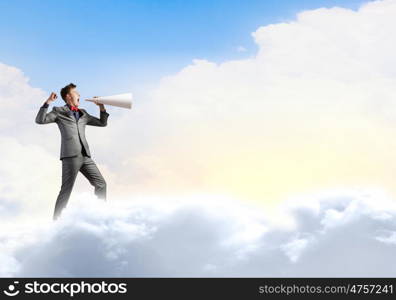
86, 101, 109, 127
35, 92, 58, 124
86, 109, 109, 127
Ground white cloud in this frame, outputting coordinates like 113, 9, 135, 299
0, 189, 395, 277
131, 0, 396, 203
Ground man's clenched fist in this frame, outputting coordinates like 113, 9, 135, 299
46, 92, 58, 104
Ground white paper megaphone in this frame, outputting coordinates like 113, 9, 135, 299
85, 93, 132, 109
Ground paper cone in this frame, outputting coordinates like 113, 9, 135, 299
85, 93, 132, 109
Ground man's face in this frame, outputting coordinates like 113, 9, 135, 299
66, 88, 80, 106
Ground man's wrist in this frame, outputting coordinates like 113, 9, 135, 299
41, 102, 49, 108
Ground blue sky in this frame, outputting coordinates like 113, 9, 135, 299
0, 0, 369, 100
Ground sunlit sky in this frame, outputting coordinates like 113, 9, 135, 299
2, 0, 396, 215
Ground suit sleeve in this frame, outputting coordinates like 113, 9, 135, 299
35, 103, 58, 124
86, 110, 109, 127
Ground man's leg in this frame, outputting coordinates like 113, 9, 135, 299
79, 156, 107, 200
53, 156, 82, 220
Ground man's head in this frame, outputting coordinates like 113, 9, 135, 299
60, 83, 80, 107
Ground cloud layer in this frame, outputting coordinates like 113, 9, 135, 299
1, 189, 395, 277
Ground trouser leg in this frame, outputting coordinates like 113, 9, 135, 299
80, 156, 107, 201
53, 156, 82, 220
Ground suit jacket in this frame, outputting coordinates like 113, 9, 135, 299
35, 103, 109, 160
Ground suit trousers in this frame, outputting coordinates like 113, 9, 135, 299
53, 152, 107, 220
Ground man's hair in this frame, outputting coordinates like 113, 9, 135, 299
60, 83, 77, 102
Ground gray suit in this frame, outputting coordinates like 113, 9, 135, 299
35, 103, 109, 220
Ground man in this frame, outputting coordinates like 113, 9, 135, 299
35, 83, 109, 220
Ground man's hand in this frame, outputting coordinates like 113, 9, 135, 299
46, 92, 57, 104
92, 96, 106, 112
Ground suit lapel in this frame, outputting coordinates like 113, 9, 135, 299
61, 105, 75, 120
